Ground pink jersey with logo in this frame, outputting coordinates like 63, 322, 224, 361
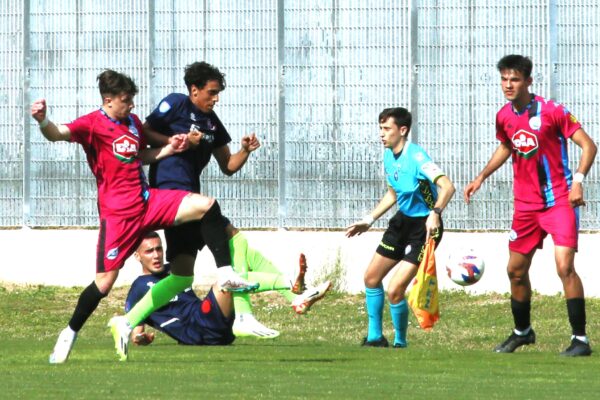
496, 94, 581, 211
67, 110, 150, 216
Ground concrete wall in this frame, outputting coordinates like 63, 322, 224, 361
1, 229, 598, 297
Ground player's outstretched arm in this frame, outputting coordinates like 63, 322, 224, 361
142, 122, 190, 151
213, 132, 261, 176
464, 142, 511, 204
31, 99, 71, 142
138, 134, 187, 164
142, 122, 169, 146
346, 187, 396, 237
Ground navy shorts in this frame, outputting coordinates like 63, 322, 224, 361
376, 211, 443, 265
188, 289, 235, 345
164, 216, 231, 262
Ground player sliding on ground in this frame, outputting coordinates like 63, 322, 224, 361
32, 70, 258, 364
126, 232, 330, 348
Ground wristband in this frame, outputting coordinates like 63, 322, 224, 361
432, 207, 443, 216
362, 214, 375, 226
38, 117, 49, 129
573, 172, 585, 183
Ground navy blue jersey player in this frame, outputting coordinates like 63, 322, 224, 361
146, 92, 231, 193
346, 107, 455, 349
126, 231, 235, 346
142, 62, 322, 340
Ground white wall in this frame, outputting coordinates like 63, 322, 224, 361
1, 228, 598, 297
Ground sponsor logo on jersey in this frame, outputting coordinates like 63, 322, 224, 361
113, 135, 139, 163
107, 247, 119, 260
511, 130, 538, 159
569, 113, 578, 124
509, 229, 517, 241
204, 132, 215, 144
189, 124, 215, 144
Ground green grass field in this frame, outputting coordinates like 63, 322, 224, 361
1, 284, 599, 399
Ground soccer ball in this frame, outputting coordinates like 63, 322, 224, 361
446, 250, 485, 286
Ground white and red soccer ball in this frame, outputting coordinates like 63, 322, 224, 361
446, 250, 485, 286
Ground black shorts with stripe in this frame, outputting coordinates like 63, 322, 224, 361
376, 210, 443, 265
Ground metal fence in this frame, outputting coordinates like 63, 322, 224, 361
1, 0, 599, 230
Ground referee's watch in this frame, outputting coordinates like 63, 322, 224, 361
432, 207, 443, 216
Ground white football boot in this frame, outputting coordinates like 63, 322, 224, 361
217, 266, 260, 293
291, 281, 332, 314
49, 326, 77, 364
233, 314, 280, 339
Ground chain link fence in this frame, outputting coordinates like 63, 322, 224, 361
1, 0, 599, 230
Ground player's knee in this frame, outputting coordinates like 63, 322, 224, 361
387, 287, 405, 303
183, 194, 215, 218
364, 274, 381, 288
95, 276, 117, 294
194, 194, 215, 213
170, 255, 196, 276
556, 263, 576, 280
507, 269, 528, 285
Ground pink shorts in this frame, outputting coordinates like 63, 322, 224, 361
96, 188, 190, 272
508, 204, 579, 254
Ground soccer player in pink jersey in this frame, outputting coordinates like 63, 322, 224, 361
31, 70, 257, 364
464, 55, 597, 356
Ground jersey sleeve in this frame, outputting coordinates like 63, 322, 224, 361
415, 148, 445, 183
211, 113, 232, 148
551, 102, 582, 139
66, 115, 92, 146
495, 111, 510, 143
145, 94, 181, 135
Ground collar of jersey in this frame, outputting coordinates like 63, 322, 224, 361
511, 94, 535, 116
392, 141, 410, 159
99, 107, 135, 128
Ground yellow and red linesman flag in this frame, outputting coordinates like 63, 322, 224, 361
407, 238, 439, 330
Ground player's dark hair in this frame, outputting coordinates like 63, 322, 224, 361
97, 69, 138, 97
379, 107, 412, 133
184, 61, 226, 91
142, 231, 161, 240
497, 55, 533, 79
